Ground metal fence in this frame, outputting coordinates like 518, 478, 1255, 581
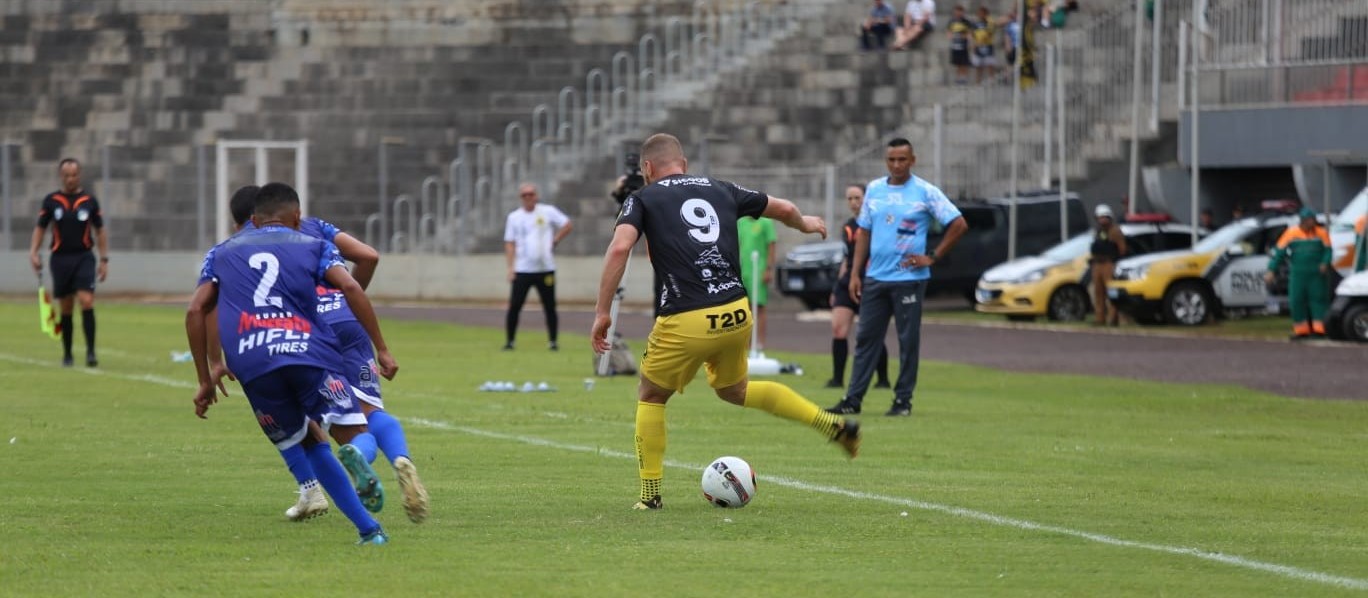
378, 0, 819, 255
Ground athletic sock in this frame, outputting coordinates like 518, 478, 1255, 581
743, 380, 842, 440
81, 308, 95, 354
303, 442, 380, 535
60, 314, 73, 357
349, 431, 379, 465
831, 338, 848, 383
635, 401, 666, 501
278, 443, 317, 486
366, 410, 410, 464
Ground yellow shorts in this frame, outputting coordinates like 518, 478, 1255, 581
640, 297, 753, 393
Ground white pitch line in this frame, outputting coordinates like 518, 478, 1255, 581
0, 352, 196, 388
404, 416, 1368, 592
6, 350, 1363, 592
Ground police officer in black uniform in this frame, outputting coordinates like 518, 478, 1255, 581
29, 158, 109, 367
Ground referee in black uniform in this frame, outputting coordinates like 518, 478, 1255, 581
28, 158, 109, 367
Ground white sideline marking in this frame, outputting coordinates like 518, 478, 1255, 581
0, 352, 196, 389
6, 350, 1363, 591
405, 416, 1368, 592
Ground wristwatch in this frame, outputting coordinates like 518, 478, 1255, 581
926, 249, 937, 261
100, 257, 109, 263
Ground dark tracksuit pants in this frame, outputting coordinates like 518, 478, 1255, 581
845, 279, 927, 408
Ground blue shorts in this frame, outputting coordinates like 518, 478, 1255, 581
333, 320, 383, 409
241, 365, 367, 450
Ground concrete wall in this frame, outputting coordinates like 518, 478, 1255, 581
0, 250, 656, 303
1179, 105, 1368, 168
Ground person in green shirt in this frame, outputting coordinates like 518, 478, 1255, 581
738, 216, 777, 349
1265, 208, 1333, 339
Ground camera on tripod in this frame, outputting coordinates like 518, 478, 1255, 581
611, 152, 645, 207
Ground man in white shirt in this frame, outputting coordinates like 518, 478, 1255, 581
893, 0, 936, 50
503, 182, 573, 351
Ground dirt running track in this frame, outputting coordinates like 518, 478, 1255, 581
376, 304, 1367, 401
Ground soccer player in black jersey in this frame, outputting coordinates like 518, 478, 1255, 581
591, 133, 862, 510
29, 158, 108, 367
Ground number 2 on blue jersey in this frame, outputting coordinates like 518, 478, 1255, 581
248, 252, 284, 308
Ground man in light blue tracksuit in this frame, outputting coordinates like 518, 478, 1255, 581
827, 138, 968, 417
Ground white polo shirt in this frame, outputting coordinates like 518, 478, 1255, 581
906, 0, 935, 25
504, 203, 570, 273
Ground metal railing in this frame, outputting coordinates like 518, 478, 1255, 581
375, 0, 816, 254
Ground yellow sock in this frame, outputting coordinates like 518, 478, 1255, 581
635, 401, 666, 501
743, 380, 842, 440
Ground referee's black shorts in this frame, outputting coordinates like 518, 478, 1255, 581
831, 277, 861, 313
50, 251, 96, 297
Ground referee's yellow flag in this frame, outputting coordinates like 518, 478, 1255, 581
38, 286, 60, 340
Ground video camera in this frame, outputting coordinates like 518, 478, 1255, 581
611, 152, 645, 207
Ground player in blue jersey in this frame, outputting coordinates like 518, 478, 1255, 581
209, 186, 428, 524
298, 217, 429, 523
187, 182, 398, 545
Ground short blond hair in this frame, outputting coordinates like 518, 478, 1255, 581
640, 133, 685, 168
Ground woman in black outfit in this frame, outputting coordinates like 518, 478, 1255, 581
826, 184, 891, 388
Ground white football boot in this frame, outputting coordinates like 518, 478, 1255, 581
285, 481, 330, 521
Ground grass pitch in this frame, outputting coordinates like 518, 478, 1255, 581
2, 301, 1366, 597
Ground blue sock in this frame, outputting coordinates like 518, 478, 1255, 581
279, 443, 316, 486
303, 442, 380, 537
350, 431, 379, 464
366, 410, 411, 464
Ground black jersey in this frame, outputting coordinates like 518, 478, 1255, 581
616, 174, 769, 317
36, 191, 103, 254
838, 217, 859, 284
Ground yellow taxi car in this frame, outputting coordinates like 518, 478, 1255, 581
1106, 211, 1307, 325
976, 219, 1202, 321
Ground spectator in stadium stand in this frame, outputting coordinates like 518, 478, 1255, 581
946, 5, 974, 85
1002, 6, 1020, 72
971, 5, 999, 82
1231, 204, 1247, 220
860, 0, 898, 51
1018, 4, 1040, 88
892, 0, 936, 50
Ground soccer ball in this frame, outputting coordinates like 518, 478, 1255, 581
701, 456, 757, 508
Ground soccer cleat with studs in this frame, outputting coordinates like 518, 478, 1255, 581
356, 527, 389, 546
632, 495, 663, 510
338, 444, 385, 513
285, 482, 330, 521
832, 420, 862, 459
393, 456, 430, 524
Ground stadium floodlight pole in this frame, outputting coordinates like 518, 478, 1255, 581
1127, 0, 1145, 220
1007, 0, 1024, 262
597, 248, 633, 376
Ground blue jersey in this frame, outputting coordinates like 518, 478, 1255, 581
198, 225, 347, 384
857, 175, 962, 282
297, 217, 359, 326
